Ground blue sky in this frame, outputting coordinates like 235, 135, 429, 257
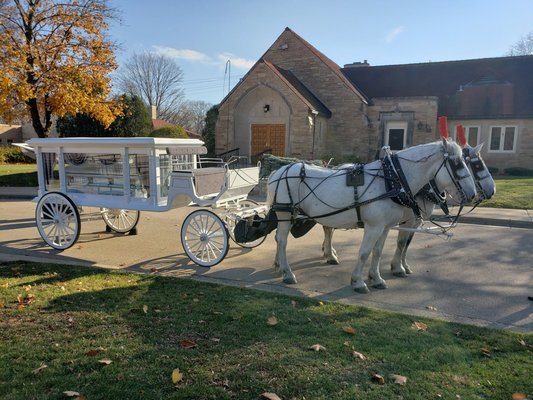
109, 0, 533, 105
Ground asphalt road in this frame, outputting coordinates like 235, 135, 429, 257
1, 199, 532, 333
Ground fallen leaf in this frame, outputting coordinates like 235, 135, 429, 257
63, 391, 80, 397
411, 321, 428, 331
211, 337, 220, 342
86, 349, 100, 357
481, 348, 491, 357
0, 303, 4, 308
318, 301, 325, 306
425, 305, 437, 311
352, 350, 367, 360
309, 344, 326, 352
171, 368, 183, 384
342, 325, 356, 335
260, 392, 282, 400
32, 364, 48, 374
180, 339, 197, 349
98, 358, 112, 365
390, 374, 407, 385
143, 305, 148, 314
266, 316, 279, 326
370, 372, 385, 385
291, 300, 297, 307
512, 393, 527, 400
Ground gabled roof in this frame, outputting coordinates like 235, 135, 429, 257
341, 55, 533, 117
279, 28, 368, 104
263, 59, 332, 117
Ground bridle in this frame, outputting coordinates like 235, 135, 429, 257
462, 148, 492, 202
432, 146, 473, 206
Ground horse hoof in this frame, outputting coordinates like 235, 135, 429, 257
393, 271, 407, 278
373, 282, 388, 290
352, 282, 370, 294
283, 276, 297, 284
326, 258, 339, 265
405, 268, 413, 274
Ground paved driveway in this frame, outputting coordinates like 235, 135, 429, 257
1, 199, 532, 332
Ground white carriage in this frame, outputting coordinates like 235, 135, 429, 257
27, 137, 267, 266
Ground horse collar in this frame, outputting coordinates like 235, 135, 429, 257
382, 154, 421, 218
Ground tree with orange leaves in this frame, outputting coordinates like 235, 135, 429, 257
0, 0, 120, 137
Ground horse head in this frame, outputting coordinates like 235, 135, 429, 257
456, 125, 496, 201
433, 139, 477, 205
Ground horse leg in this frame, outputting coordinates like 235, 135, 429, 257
368, 229, 390, 289
322, 226, 339, 265
273, 213, 297, 284
391, 229, 412, 277
351, 225, 385, 293
401, 232, 416, 274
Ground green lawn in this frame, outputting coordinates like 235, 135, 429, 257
0, 163, 38, 187
0, 262, 531, 400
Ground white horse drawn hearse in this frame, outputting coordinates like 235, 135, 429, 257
27, 137, 267, 267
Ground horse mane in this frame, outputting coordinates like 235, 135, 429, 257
397, 139, 462, 162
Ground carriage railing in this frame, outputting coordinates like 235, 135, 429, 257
217, 147, 240, 161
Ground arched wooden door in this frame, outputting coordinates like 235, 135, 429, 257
251, 124, 286, 157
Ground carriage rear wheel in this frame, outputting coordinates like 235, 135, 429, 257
225, 199, 268, 248
181, 209, 229, 267
35, 192, 80, 250
101, 208, 140, 234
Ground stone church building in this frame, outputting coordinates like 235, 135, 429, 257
215, 27, 533, 170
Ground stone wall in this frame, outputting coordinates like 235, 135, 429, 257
263, 29, 373, 161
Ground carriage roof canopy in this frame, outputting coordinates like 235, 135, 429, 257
26, 137, 207, 155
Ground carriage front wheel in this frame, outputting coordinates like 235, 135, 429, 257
181, 209, 229, 267
35, 192, 81, 250
101, 208, 140, 234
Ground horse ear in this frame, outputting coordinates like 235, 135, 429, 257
473, 143, 484, 154
456, 124, 468, 147
438, 116, 449, 139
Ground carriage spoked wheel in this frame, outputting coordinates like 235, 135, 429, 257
35, 192, 81, 250
181, 209, 229, 267
100, 208, 140, 234
225, 199, 267, 248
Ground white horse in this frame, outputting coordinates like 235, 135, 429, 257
388, 140, 495, 276
322, 136, 495, 277
266, 139, 477, 293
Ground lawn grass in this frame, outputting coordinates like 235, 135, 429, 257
479, 177, 533, 209
0, 163, 38, 187
0, 261, 531, 400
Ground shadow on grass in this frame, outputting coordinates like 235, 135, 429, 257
0, 171, 38, 187
1, 261, 532, 399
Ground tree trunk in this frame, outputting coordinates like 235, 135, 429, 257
27, 97, 47, 138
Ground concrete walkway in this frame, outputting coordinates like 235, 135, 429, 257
1, 189, 532, 333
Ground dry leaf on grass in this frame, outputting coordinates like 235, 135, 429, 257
512, 393, 528, 400
260, 392, 282, 400
342, 325, 356, 335
266, 316, 279, 326
143, 305, 148, 314
63, 391, 80, 397
85, 349, 100, 357
390, 374, 407, 385
309, 344, 326, 352
352, 350, 367, 360
411, 321, 428, 331
98, 358, 112, 365
370, 372, 385, 385
180, 339, 197, 349
32, 364, 48, 374
171, 368, 183, 384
